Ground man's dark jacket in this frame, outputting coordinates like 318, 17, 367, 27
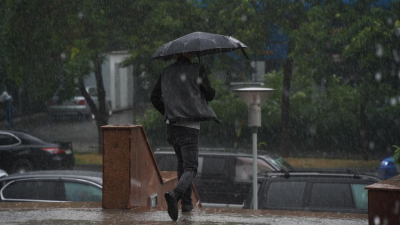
150, 57, 218, 123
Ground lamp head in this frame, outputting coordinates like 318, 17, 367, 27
233, 87, 275, 107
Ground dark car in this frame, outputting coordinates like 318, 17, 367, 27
243, 170, 380, 214
0, 130, 74, 174
377, 156, 399, 180
0, 170, 102, 202
154, 148, 293, 207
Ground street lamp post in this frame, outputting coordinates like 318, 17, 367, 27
234, 87, 274, 210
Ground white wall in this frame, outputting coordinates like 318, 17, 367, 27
84, 51, 134, 111
251, 61, 266, 82
108, 52, 134, 110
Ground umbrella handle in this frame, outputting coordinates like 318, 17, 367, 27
238, 44, 249, 59
197, 52, 201, 64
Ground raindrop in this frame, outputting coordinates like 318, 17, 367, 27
394, 200, 399, 215
390, 97, 397, 106
309, 126, 317, 135
387, 17, 393, 25
78, 12, 84, 19
374, 216, 380, 225
375, 72, 382, 82
196, 77, 203, 84
393, 50, 400, 63
376, 44, 383, 57
180, 74, 187, 82
241, 14, 247, 22
60, 52, 66, 60
392, 63, 396, 76
398, 71, 400, 79
369, 142, 375, 150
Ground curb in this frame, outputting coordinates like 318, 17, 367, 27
74, 164, 102, 172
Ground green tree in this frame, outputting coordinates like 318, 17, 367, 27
3, 0, 69, 113
291, 0, 400, 159
254, 0, 308, 157
3, 0, 131, 153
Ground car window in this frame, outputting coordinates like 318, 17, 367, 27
235, 157, 274, 181
63, 181, 102, 202
156, 155, 177, 171
270, 156, 293, 171
19, 132, 47, 144
264, 181, 306, 208
0, 133, 21, 146
155, 154, 204, 175
351, 184, 368, 210
309, 183, 353, 208
202, 157, 225, 176
2, 180, 63, 201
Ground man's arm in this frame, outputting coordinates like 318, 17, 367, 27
199, 66, 215, 101
150, 75, 165, 115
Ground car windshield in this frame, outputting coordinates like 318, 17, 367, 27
262, 154, 293, 172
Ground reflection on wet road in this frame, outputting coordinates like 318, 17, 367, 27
0, 207, 367, 224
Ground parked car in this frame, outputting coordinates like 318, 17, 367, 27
154, 148, 293, 206
0, 130, 74, 174
0, 170, 102, 202
46, 86, 112, 121
243, 170, 380, 214
377, 156, 399, 180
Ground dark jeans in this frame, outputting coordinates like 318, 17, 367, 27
166, 124, 199, 206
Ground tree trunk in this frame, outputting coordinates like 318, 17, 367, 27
279, 0, 299, 157
360, 95, 369, 160
280, 58, 293, 157
79, 54, 108, 154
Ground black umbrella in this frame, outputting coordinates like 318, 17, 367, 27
151, 31, 249, 61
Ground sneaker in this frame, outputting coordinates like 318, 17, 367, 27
164, 191, 179, 221
182, 204, 193, 212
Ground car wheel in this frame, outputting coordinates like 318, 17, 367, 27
11, 159, 35, 174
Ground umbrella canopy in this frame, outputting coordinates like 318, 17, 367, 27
151, 31, 249, 61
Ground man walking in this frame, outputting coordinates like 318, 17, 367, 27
150, 52, 218, 221
0, 88, 15, 127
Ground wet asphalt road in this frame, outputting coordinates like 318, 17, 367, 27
0, 109, 135, 153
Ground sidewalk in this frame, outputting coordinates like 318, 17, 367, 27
0, 112, 47, 128
0, 202, 368, 224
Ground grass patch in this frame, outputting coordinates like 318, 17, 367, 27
285, 157, 379, 170
74, 153, 380, 170
74, 153, 103, 165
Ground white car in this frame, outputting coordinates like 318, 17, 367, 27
47, 86, 112, 120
